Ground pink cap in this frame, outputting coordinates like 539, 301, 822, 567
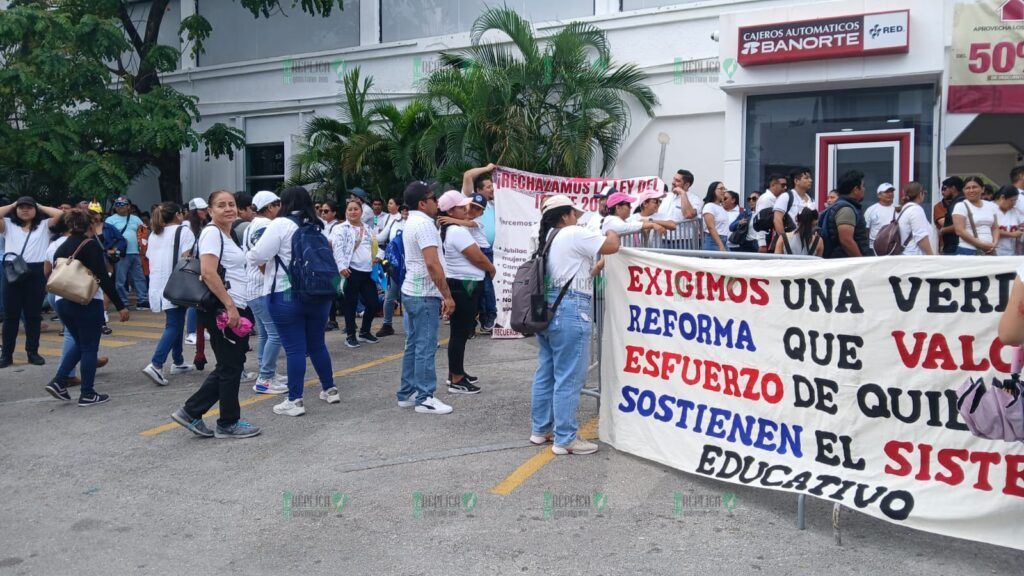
606, 191, 637, 208
438, 190, 472, 212
636, 189, 666, 204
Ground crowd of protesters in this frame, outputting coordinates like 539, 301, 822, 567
4, 163, 1021, 450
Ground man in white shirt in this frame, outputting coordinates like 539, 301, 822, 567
864, 183, 898, 251
773, 168, 814, 232
1011, 165, 1024, 218
579, 185, 613, 232
662, 170, 701, 246
748, 173, 787, 252
398, 182, 455, 415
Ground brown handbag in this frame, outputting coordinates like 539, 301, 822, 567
47, 239, 99, 305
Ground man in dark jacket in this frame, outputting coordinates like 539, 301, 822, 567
823, 170, 870, 258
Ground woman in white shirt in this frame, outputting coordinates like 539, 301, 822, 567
0, 196, 62, 368
530, 195, 620, 456
436, 191, 496, 394
318, 200, 342, 332
243, 191, 287, 395
774, 208, 824, 256
376, 198, 403, 245
248, 186, 337, 417
141, 202, 197, 386
331, 199, 380, 349
602, 191, 663, 244
170, 191, 260, 439
953, 176, 1000, 255
897, 182, 934, 256
995, 185, 1023, 256
700, 181, 729, 252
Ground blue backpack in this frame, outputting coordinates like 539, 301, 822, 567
384, 230, 406, 289
275, 218, 340, 302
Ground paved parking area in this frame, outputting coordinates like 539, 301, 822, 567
0, 312, 1021, 575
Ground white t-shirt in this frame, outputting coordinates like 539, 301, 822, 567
247, 216, 299, 295
662, 191, 704, 224
242, 216, 272, 300
198, 226, 248, 309
361, 203, 375, 226
45, 236, 66, 265
701, 203, 731, 240
774, 190, 811, 222
864, 203, 898, 245
376, 212, 401, 242
2, 218, 50, 263
747, 192, 778, 246
330, 221, 373, 273
953, 200, 999, 245
996, 208, 1022, 256
603, 214, 642, 235
147, 224, 196, 311
322, 219, 342, 239
545, 225, 605, 297
469, 217, 490, 249
442, 225, 485, 281
402, 210, 442, 298
897, 203, 932, 256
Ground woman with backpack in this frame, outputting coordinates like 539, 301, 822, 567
247, 186, 338, 417
774, 207, 824, 256
530, 195, 620, 456
141, 202, 196, 386
0, 197, 63, 368
170, 190, 260, 439
896, 182, 934, 256
331, 199, 380, 349
437, 191, 495, 394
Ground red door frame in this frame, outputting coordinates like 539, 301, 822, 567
815, 130, 914, 210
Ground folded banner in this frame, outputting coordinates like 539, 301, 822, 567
599, 248, 1024, 550
492, 167, 664, 338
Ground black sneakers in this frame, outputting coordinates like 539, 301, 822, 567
45, 380, 71, 401
77, 393, 110, 407
375, 325, 395, 337
358, 332, 379, 344
26, 353, 45, 366
447, 380, 481, 395
345, 335, 360, 348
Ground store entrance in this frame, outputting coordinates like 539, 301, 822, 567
815, 129, 914, 210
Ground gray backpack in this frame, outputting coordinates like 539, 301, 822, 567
509, 227, 575, 335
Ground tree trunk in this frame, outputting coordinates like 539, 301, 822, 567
155, 151, 182, 203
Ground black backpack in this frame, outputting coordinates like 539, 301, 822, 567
510, 228, 574, 335
752, 192, 797, 233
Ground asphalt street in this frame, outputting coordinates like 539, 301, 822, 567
0, 310, 1021, 575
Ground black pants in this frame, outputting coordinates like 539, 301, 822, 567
447, 278, 481, 378
2, 263, 45, 359
342, 269, 378, 337
184, 307, 252, 428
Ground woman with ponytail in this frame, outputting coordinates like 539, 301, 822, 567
529, 195, 620, 456
141, 202, 196, 386
774, 207, 823, 256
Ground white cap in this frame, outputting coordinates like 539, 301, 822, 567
876, 183, 896, 194
541, 194, 584, 216
252, 190, 280, 211
188, 197, 208, 210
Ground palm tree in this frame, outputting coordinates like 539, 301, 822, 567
419, 7, 658, 179
345, 99, 437, 199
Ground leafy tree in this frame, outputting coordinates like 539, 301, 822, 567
0, 0, 344, 203
420, 7, 657, 180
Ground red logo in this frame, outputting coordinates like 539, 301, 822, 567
1003, 0, 1024, 22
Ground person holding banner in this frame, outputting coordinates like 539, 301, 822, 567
952, 176, 1000, 256
601, 191, 663, 238
530, 195, 620, 456
630, 190, 676, 247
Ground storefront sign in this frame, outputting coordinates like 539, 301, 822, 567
737, 10, 910, 66
949, 0, 1024, 113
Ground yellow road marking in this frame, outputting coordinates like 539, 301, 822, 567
489, 416, 600, 496
36, 335, 135, 348
99, 329, 162, 339
140, 339, 448, 437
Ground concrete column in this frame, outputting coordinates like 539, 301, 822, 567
361, 0, 380, 45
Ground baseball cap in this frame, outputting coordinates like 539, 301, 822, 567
113, 196, 130, 207
349, 187, 368, 201
469, 193, 487, 209
876, 183, 896, 194
636, 189, 666, 204
438, 190, 472, 212
252, 190, 280, 211
188, 198, 208, 210
597, 185, 617, 198
606, 191, 637, 208
14, 196, 37, 208
541, 194, 584, 216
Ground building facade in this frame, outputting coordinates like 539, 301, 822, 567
122, 0, 1017, 217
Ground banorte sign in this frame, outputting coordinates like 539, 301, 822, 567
738, 10, 910, 67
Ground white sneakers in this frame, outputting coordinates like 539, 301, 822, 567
253, 377, 288, 395
169, 364, 193, 375
142, 363, 168, 386
184, 333, 197, 346
273, 398, 305, 416
529, 433, 553, 445
414, 396, 453, 415
240, 371, 258, 383
551, 438, 599, 455
397, 398, 416, 408
319, 387, 340, 404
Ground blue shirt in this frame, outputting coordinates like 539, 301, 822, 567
105, 214, 143, 254
482, 204, 496, 246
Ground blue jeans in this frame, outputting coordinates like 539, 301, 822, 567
382, 277, 402, 326
186, 307, 197, 335
397, 295, 440, 405
703, 235, 725, 251
48, 294, 76, 378
531, 291, 593, 446
115, 253, 148, 306
151, 307, 186, 368
477, 248, 497, 328
268, 291, 334, 400
249, 295, 282, 379
54, 299, 104, 395
956, 246, 979, 256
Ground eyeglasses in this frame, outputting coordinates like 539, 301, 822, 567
749, 196, 759, 202
319, 209, 333, 214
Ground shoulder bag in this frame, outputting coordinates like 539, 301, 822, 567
47, 238, 100, 305
163, 226, 227, 312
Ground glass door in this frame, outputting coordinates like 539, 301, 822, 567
815, 130, 914, 210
